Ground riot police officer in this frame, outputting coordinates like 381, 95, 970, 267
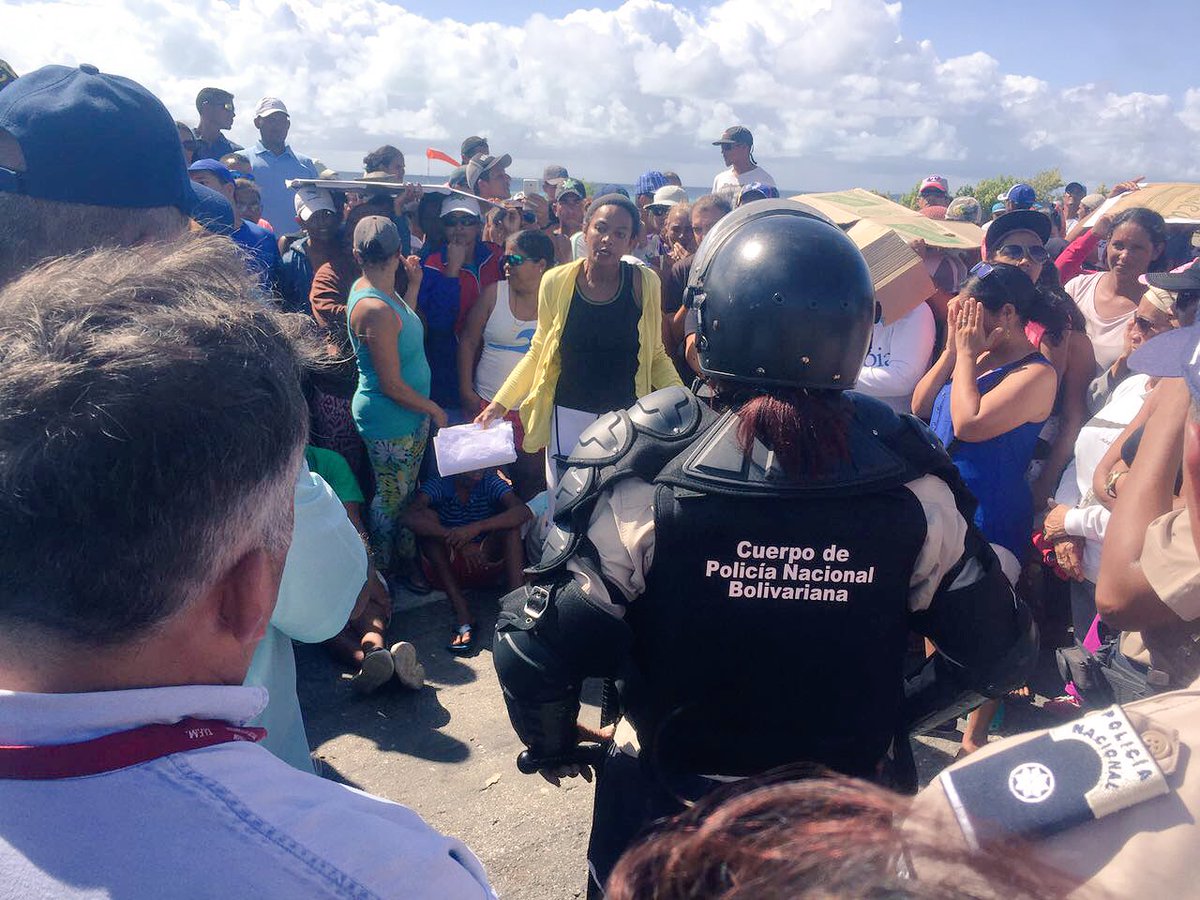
493, 200, 1037, 896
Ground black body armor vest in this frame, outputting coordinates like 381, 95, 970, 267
535, 386, 977, 780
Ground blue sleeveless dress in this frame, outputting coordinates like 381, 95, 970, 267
929, 351, 1052, 561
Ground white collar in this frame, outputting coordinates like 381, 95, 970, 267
0, 684, 268, 744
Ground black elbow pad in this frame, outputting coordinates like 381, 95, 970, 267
493, 580, 632, 755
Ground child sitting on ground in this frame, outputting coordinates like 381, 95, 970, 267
305, 445, 425, 694
404, 467, 531, 653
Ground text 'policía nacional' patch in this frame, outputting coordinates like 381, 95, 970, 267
704, 540, 876, 603
939, 705, 1172, 848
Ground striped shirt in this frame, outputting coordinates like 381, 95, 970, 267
419, 473, 511, 529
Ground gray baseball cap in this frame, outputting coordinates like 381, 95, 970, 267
353, 215, 401, 258
466, 153, 512, 192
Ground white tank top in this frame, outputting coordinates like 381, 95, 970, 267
474, 281, 538, 401
1066, 272, 1133, 373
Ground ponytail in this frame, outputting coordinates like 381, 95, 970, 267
732, 387, 851, 479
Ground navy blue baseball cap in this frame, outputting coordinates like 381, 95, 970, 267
0, 64, 202, 215
984, 209, 1051, 256
634, 170, 667, 198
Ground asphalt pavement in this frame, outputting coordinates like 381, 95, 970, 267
296, 584, 1063, 899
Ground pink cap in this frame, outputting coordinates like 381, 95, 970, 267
919, 175, 949, 194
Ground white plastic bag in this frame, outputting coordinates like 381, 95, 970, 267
433, 421, 517, 477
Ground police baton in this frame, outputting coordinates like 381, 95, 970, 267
516, 743, 607, 775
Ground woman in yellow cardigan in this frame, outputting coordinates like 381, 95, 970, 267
477, 193, 682, 502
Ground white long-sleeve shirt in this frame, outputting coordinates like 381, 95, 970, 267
1053, 374, 1152, 582
855, 302, 936, 414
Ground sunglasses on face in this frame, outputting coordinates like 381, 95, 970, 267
504, 208, 537, 224
1133, 314, 1166, 334
222, 102, 235, 112
995, 244, 1050, 264
503, 253, 531, 267
443, 215, 480, 227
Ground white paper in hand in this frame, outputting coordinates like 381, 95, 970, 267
434, 421, 517, 477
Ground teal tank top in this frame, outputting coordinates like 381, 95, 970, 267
347, 282, 431, 440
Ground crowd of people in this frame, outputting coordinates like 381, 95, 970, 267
3, 60, 1200, 900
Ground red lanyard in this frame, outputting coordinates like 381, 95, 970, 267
0, 718, 266, 780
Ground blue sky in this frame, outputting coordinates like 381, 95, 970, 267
6, 0, 1200, 192
900, 0, 1197, 99
390, 0, 1199, 99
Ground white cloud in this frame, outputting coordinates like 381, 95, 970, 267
5, 0, 1200, 191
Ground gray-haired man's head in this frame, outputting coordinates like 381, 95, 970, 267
0, 236, 317, 657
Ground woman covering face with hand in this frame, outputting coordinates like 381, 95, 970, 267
985, 210, 1096, 510
914, 263, 1062, 569
912, 262, 1062, 755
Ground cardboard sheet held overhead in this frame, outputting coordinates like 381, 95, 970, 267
847, 220, 935, 325
792, 188, 983, 250
790, 188, 910, 225
1083, 183, 1200, 227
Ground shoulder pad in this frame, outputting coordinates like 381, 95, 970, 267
846, 391, 905, 437
847, 397, 976, 519
527, 522, 582, 575
895, 412, 947, 458
627, 387, 703, 440
892, 411, 976, 520
552, 464, 598, 523
567, 410, 633, 466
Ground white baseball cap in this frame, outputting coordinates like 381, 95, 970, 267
646, 185, 689, 213
441, 194, 482, 219
254, 97, 288, 118
293, 186, 335, 221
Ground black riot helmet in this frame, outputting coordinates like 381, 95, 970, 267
687, 200, 875, 390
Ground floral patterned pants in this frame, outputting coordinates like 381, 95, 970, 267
365, 419, 430, 572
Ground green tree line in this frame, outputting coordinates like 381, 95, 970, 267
894, 167, 1105, 213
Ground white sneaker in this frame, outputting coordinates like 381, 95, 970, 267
390, 641, 426, 691
350, 647, 394, 694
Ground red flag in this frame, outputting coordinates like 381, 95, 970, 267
426, 147, 459, 167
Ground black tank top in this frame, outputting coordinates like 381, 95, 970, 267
555, 262, 640, 414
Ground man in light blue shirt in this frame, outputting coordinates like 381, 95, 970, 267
0, 237, 494, 900
247, 97, 317, 234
